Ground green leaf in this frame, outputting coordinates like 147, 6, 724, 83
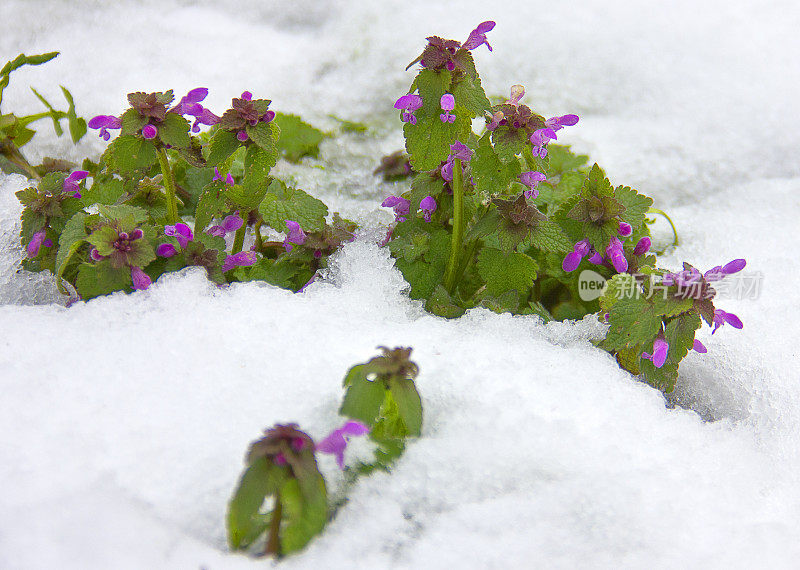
339, 364, 386, 425
55, 212, 87, 281
227, 457, 287, 550
425, 284, 466, 318
109, 135, 157, 174
1, 51, 59, 76
472, 136, 520, 196
86, 226, 120, 256
97, 204, 149, 224
75, 261, 131, 299
279, 474, 328, 555
491, 126, 527, 163
404, 112, 469, 172
393, 228, 450, 299
614, 185, 653, 230
29, 87, 63, 137
273, 113, 326, 162
206, 128, 241, 167
477, 248, 539, 297
602, 296, 662, 351
157, 113, 191, 149
389, 378, 423, 437
194, 187, 227, 234
120, 108, 147, 136
599, 273, 639, 314
60, 86, 86, 143
528, 219, 572, 253
80, 178, 124, 207
243, 144, 277, 188
451, 72, 491, 118
259, 181, 328, 232
245, 121, 280, 156
239, 258, 300, 289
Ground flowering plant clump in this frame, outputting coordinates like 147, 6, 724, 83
8, 25, 747, 395
227, 348, 422, 557
378, 21, 745, 392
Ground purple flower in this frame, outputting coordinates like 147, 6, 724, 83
173, 87, 208, 115
420, 196, 437, 222
240, 91, 253, 101
236, 130, 249, 142
520, 171, 546, 199
395, 94, 423, 125
562, 239, 590, 272
505, 85, 525, 106
606, 237, 628, 273
156, 243, 177, 258
382, 195, 411, 222
207, 214, 243, 237
618, 222, 632, 237
711, 309, 743, 334
449, 140, 473, 162
545, 114, 580, 131
164, 223, 194, 249
212, 167, 235, 186
530, 127, 558, 159
283, 220, 307, 252
439, 93, 456, 123
633, 236, 651, 256
704, 259, 746, 282
222, 251, 258, 272
63, 170, 89, 198
692, 339, 707, 353
316, 420, 370, 470
642, 337, 669, 368
462, 21, 496, 51
486, 110, 505, 131
189, 107, 220, 133
26, 230, 52, 257
130, 266, 152, 290
87, 115, 122, 141
142, 124, 158, 140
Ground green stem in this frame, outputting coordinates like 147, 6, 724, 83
254, 220, 264, 252
443, 158, 464, 294
17, 111, 63, 128
156, 148, 179, 224
1, 140, 40, 179
647, 207, 679, 247
265, 497, 283, 557
231, 210, 248, 254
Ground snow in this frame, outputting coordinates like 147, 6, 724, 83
2, 0, 800, 568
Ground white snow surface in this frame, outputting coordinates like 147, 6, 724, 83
2, 1, 800, 568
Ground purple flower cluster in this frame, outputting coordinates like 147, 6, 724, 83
315, 421, 370, 469
411, 21, 496, 72
529, 114, 579, 159
439, 94, 455, 123
519, 171, 546, 199
440, 140, 473, 183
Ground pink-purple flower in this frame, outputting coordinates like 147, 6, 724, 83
164, 223, 194, 249
703, 259, 746, 282
87, 115, 122, 141
142, 124, 158, 140
562, 239, 590, 272
618, 222, 632, 237
642, 337, 669, 368
439, 93, 455, 123
222, 251, 258, 272
520, 171, 546, 199
26, 230, 52, 258
606, 237, 628, 273
395, 94, 423, 125
462, 21, 496, 51
130, 266, 152, 290
382, 195, 411, 222
633, 236, 651, 256
207, 213, 243, 237
283, 220, 307, 252
711, 309, 743, 334
315, 421, 370, 469
212, 167, 235, 186
420, 196, 437, 222
63, 170, 89, 198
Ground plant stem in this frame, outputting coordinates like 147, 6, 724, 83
1, 139, 40, 179
265, 498, 283, 557
647, 207, 679, 247
254, 220, 264, 252
156, 148, 179, 224
443, 158, 464, 294
231, 210, 248, 254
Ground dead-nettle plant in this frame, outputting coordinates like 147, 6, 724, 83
227, 347, 422, 558
11, 22, 745, 392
